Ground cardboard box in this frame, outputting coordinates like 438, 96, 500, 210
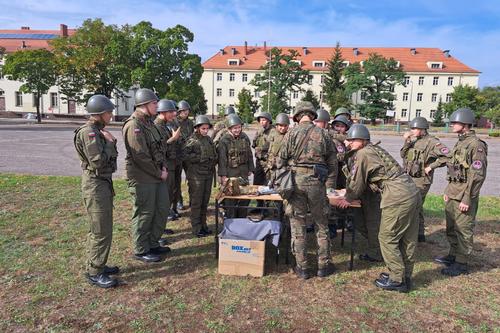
218, 238, 266, 277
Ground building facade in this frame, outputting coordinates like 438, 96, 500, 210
201, 44, 480, 122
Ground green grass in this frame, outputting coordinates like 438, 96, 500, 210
0, 173, 499, 332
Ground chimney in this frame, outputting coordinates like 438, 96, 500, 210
353, 47, 359, 56
410, 48, 416, 55
264, 41, 267, 52
303, 47, 308, 56
60, 24, 68, 37
21, 41, 27, 49
231, 47, 236, 56
21, 26, 30, 30
443, 49, 450, 58
244, 41, 248, 55
219, 48, 225, 55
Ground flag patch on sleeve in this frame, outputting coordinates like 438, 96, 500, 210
134, 128, 141, 134
440, 147, 449, 154
472, 160, 482, 169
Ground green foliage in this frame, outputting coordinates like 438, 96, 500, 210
480, 86, 500, 127
344, 53, 405, 123
217, 104, 227, 117
301, 89, 320, 110
443, 84, 483, 118
260, 92, 289, 119
236, 88, 258, 124
323, 42, 352, 113
432, 98, 445, 127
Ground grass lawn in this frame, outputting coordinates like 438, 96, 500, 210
0, 174, 499, 332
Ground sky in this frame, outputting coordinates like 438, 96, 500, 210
1, 0, 499, 87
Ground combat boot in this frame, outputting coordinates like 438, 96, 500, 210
434, 255, 456, 266
374, 277, 408, 293
134, 252, 161, 263
378, 272, 412, 290
103, 265, 120, 275
164, 228, 175, 235
359, 254, 383, 262
150, 246, 171, 255
86, 273, 118, 288
159, 238, 170, 247
293, 266, 311, 280
441, 262, 468, 277
317, 263, 336, 278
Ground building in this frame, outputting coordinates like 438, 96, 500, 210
201, 44, 480, 122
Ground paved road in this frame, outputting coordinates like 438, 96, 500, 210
0, 122, 498, 196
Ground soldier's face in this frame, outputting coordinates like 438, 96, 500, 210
451, 122, 466, 133
179, 110, 189, 119
229, 124, 242, 137
411, 128, 424, 137
259, 118, 270, 128
197, 124, 210, 136
333, 123, 347, 133
100, 111, 113, 125
314, 120, 327, 129
276, 124, 289, 134
165, 110, 177, 121
345, 139, 366, 151
146, 101, 158, 116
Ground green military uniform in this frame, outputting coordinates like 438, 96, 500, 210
329, 130, 347, 189
345, 144, 420, 284
123, 110, 169, 255
279, 121, 337, 272
218, 131, 255, 218
184, 132, 217, 234
401, 134, 449, 237
174, 116, 194, 207
74, 120, 118, 276
253, 124, 275, 185
266, 129, 287, 183
444, 131, 487, 265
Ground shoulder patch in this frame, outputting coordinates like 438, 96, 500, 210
336, 144, 345, 153
88, 132, 96, 140
472, 160, 483, 169
351, 165, 357, 176
134, 128, 141, 134
440, 147, 449, 154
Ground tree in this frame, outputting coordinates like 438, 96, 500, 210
344, 53, 405, 124
236, 88, 258, 124
323, 42, 352, 113
301, 89, 320, 110
3, 49, 57, 123
480, 86, 500, 128
443, 84, 484, 118
432, 97, 445, 127
251, 47, 310, 116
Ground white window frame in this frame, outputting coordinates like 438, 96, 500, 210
227, 59, 240, 66
427, 61, 443, 69
433, 77, 439, 85
416, 109, 422, 117
216, 88, 222, 97
15, 91, 23, 106
50, 92, 58, 108
216, 73, 222, 81
431, 93, 437, 102
242, 73, 248, 82
418, 76, 424, 85
448, 77, 454, 86
313, 61, 325, 68
229, 89, 235, 97
229, 73, 235, 82
402, 92, 409, 101
401, 109, 407, 118
417, 93, 423, 102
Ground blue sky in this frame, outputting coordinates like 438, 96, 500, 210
1, 0, 499, 87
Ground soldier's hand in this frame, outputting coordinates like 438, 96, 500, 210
424, 166, 432, 175
100, 129, 116, 142
172, 127, 182, 141
443, 194, 448, 202
403, 131, 412, 141
221, 176, 228, 185
160, 168, 168, 181
459, 202, 470, 212
337, 198, 350, 209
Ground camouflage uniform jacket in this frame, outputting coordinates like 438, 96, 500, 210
217, 132, 255, 178
211, 120, 227, 141
444, 131, 487, 205
184, 133, 217, 179
175, 117, 194, 159
154, 117, 179, 164
123, 111, 166, 183
252, 125, 275, 163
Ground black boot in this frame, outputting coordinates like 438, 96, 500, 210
150, 246, 171, 255
434, 255, 456, 266
293, 265, 311, 280
374, 277, 408, 293
163, 228, 175, 235
134, 252, 161, 263
196, 229, 210, 238
359, 254, 383, 262
103, 265, 120, 275
317, 263, 336, 278
86, 273, 118, 288
159, 238, 170, 247
441, 262, 468, 276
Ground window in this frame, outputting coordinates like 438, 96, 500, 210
433, 77, 439, 85
402, 93, 409, 101
404, 76, 410, 85
15, 91, 23, 106
32, 94, 38, 106
0, 90, 4, 96
293, 91, 299, 99
401, 109, 407, 118
216, 73, 222, 81
427, 61, 443, 69
360, 91, 367, 100
418, 76, 424, 85
431, 93, 437, 102
446, 94, 452, 102
229, 73, 235, 81
242, 73, 248, 82
254, 90, 260, 98
229, 89, 235, 97
50, 93, 58, 108
431, 63, 441, 69
308, 75, 313, 84
448, 77, 454, 86
228, 60, 239, 66
389, 84, 394, 92
416, 109, 422, 117
341, 61, 350, 68
216, 104, 221, 112
321, 75, 325, 84
430, 110, 436, 118
313, 61, 325, 68
417, 93, 423, 102
216, 88, 222, 97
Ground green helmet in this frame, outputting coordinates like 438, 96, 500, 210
293, 101, 317, 122
255, 111, 273, 123
346, 124, 370, 140
178, 100, 191, 111
332, 115, 351, 129
449, 107, 474, 125
275, 113, 290, 125
134, 88, 158, 106
335, 107, 352, 117
225, 106, 236, 116
86, 94, 114, 114
157, 99, 177, 112
227, 114, 243, 128
316, 108, 331, 122
409, 116, 429, 129
194, 115, 212, 128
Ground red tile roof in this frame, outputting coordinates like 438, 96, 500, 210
0, 26, 75, 53
203, 46, 480, 74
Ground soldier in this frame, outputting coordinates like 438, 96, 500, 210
314, 108, 330, 129
212, 106, 236, 144
435, 108, 488, 276
337, 124, 420, 292
330, 115, 351, 188
334, 107, 352, 122
266, 113, 290, 182
175, 100, 194, 211
401, 117, 449, 242
154, 99, 182, 235
217, 114, 255, 218
123, 88, 170, 263
252, 111, 274, 186
278, 101, 337, 279
184, 115, 217, 237
74, 95, 119, 288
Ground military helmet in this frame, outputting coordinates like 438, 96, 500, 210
331, 115, 351, 129
409, 116, 429, 129
316, 108, 331, 122
255, 111, 273, 123
293, 101, 317, 122
275, 113, 290, 125
194, 115, 212, 128
227, 114, 243, 128
224, 106, 236, 116
335, 107, 352, 117
157, 99, 177, 113
86, 94, 114, 114
178, 100, 191, 111
346, 124, 370, 140
134, 88, 158, 107
449, 107, 475, 125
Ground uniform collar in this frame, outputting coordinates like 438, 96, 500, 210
459, 130, 476, 141
89, 120, 105, 130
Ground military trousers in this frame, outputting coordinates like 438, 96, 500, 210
128, 181, 169, 254
81, 174, 114, 276
445, 198, 478, 264
253, 160, 268, 186
287, 174, 331, 270
413, 181, 431, 236
352, 191, 382, 260
167, 160, 180, 211
378, 194, 420, 283
187, 176, 213, 234
172, 161, 183, 209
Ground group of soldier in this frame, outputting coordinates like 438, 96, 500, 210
74, 89, 487, 292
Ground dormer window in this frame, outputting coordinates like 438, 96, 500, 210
291, 60, 302, 66
427, 61, 443, 69
227, 59, 240, 66
341, 61, 350, 68
313, 61, 325, 68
